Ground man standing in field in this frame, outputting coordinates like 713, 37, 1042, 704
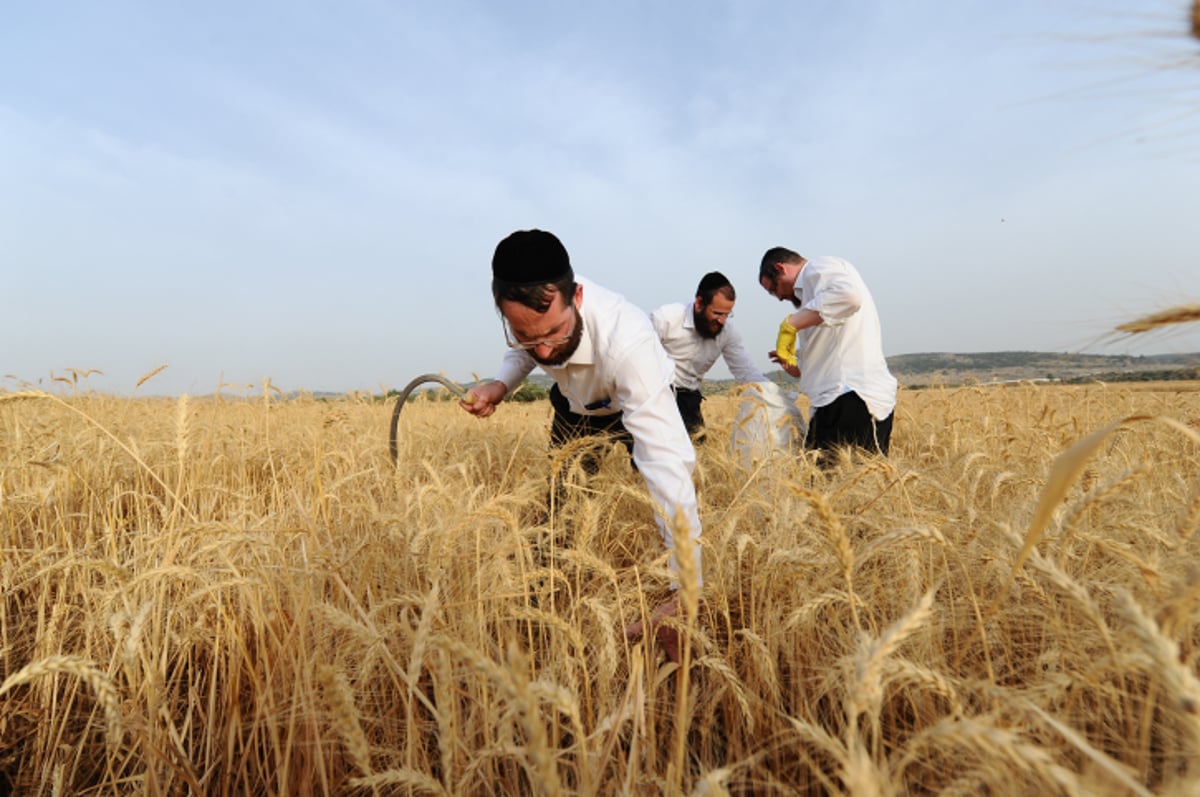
759, 247, 897, 461
650, 271, 769, 442
461, 229, 701, 661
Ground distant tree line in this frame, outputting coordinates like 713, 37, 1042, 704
382, 381, 551, 403
885, 351, 1193, 373
1063, 368, 1200, 385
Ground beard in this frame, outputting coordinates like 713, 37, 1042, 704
692, 305, 724, 340
531, 307, 584, 367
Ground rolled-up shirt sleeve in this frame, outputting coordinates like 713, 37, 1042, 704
802, 262, 863, 326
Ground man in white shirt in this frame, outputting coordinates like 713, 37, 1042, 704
651, 272, 768, 441
461, 229, 701, 661
759, 247, 897, 462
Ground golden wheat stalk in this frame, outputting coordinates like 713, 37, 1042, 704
894, 717, 1083, 795
991, 414, 1200, 617
1017, 700, 1155, 797
319, 665, 373, 778
1115, 304, 1200, 334
438, 637, 561, 794
882, 659, 965, 718
792, 487, 859, 628
0, 389, 200, 524
135, 364, 169, 390
0, 389, 50, 403
1114, 588, 1200, 749
847, 588, 937, 722
0, 655, 123, 747
349, 770, 447, 795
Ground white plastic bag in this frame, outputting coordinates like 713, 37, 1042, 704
728, 381, 808, 468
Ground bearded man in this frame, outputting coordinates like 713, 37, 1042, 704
461, 229, 701, 661
650, 272, 768, 441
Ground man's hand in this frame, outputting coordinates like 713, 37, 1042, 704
768, 351, 801, 378
460, 380, 507, 418
774, 318, 798, 368
624, 596, 682, 663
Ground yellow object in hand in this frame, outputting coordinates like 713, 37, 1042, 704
775, 318, 798, 367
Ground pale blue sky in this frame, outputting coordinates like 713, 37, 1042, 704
3, 1, 1198, 395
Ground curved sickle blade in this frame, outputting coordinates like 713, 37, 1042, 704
388, 374, 473, 464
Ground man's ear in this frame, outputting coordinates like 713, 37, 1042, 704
693, 297, 704, 313
573, 282, 584, 309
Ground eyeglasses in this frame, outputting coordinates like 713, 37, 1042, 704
698, 299, 734, 321
503, 305, 578, 350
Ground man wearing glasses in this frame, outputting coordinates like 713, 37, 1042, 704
460, 229, 700, 661
759, 247, 897, 462
650, 271, 767, 442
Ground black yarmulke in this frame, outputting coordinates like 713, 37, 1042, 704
696, 271, 731, 296
492, 229, 573, 285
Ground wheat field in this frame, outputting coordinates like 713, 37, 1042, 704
2, 380, 1200, 795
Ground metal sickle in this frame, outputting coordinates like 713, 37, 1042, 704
388, 374, 474, 464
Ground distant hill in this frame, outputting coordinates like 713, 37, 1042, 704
697, 351, 1200, 392
884, 351, 1200, 388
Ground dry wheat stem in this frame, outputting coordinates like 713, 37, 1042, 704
134, 364, 169, 390
0, 655, 123, 748
991, 413, 1200, 618
319, 664, 373, 778
1115, 304, 1200, 334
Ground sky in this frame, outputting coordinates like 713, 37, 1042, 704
3, 1, 1199, 396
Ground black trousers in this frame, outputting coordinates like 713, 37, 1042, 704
672, 386, 705, 440
806, 390, 893, 460
549, 384, 633, 473
540, 385, 634, 566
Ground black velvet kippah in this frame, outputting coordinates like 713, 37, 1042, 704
492, 229, 573, 285
696, 270, 731, 296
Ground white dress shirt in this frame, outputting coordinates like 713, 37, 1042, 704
494, 277, 703, 585
650, 302, 767, 391
792, 256, 898, 421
